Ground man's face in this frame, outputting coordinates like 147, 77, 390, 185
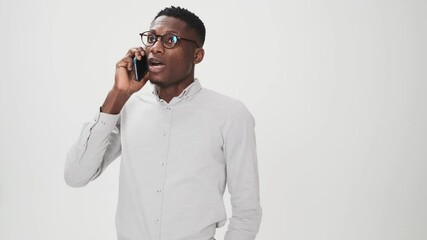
146, 16, 199, 87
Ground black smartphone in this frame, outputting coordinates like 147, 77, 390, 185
133, 55, 148, 81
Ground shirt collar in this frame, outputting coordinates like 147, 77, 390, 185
152, 78, 202, 101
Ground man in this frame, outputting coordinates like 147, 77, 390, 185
65, 6, 261, 240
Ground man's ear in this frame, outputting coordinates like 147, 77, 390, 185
193, 48, 205, 64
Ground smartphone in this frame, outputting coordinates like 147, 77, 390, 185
133, 55, 148, 81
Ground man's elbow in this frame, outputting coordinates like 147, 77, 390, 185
64, 170, 90, 188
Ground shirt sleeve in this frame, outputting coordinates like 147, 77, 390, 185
64, 111, 122, 187
223, 101, 262, 240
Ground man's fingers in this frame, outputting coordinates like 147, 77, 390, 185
116, 57, 132, 71
116, 60, 127, 69
130, 47, 145, 61
121, 56, 133, 71
116, 47, 146, 71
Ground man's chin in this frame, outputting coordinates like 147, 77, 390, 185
149, 78, 166, 87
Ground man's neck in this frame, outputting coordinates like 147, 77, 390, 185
155, 78, 195, 103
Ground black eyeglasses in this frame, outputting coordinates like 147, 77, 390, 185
139, 31, 199, 49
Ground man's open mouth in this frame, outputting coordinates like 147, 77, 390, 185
148, 58, 165, 67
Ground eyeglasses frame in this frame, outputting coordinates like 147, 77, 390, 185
139, 31, 199, 49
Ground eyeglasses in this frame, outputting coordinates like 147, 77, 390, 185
139, 31, 199, 49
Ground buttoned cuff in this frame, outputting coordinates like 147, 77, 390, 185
90, 112, 120, 132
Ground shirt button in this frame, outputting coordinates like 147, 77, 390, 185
161, 162, 165, 166
157, 189, 162, 193
155, 219, 159, 223
166, 107, 171, 110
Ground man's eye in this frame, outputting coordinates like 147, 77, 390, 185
147, 36, 156, 43
167, 35, 178, 44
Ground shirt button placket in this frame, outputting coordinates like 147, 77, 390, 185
156, 104, 172, 238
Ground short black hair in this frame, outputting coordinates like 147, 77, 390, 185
154, 6, 206, 47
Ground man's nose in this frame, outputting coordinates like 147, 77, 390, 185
150, 38, 165, 54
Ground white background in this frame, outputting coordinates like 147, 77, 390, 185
1, 0, 426, 239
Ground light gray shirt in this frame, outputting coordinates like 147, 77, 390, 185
65, 80, 262, 240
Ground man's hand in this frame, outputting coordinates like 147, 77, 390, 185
101, 47, 150, 114
114, 47, 149, 94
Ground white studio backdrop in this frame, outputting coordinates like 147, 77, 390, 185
1, 0, 426, 239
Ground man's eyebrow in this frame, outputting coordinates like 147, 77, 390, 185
149, 29, 180, 35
